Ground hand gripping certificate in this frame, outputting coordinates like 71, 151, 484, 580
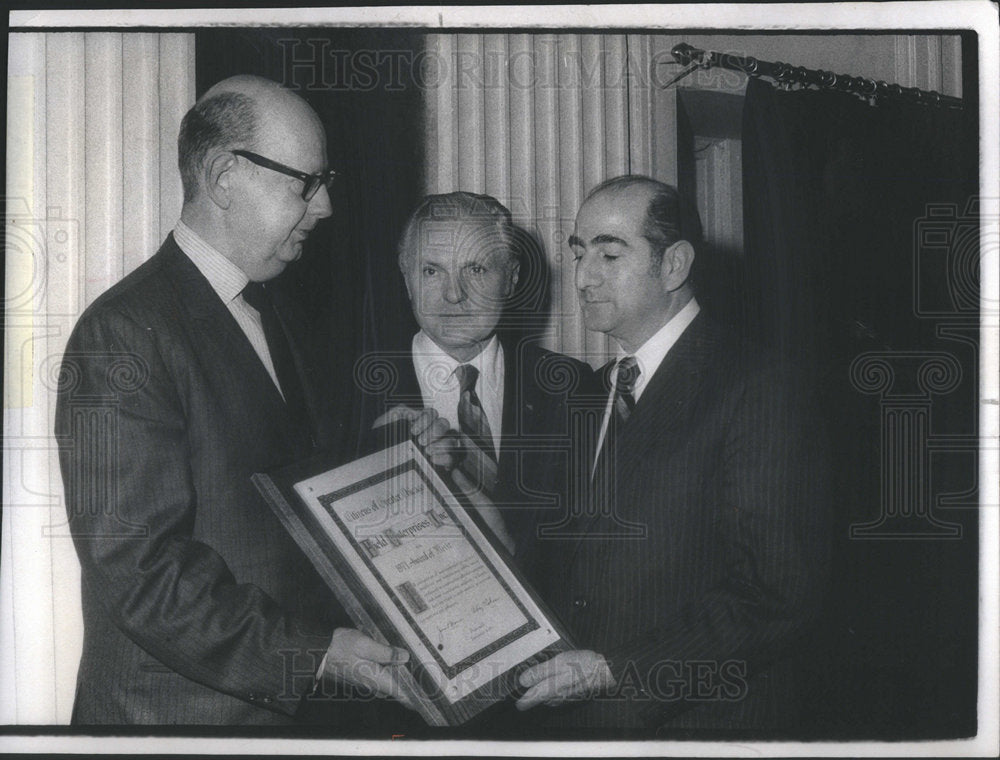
253, 435, 573, 726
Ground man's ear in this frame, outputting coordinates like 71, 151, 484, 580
660, 240, 695, 292
400, 263, 414, 301
203, 151, 238, 210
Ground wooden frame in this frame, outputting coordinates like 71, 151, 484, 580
253, 436, 574, 726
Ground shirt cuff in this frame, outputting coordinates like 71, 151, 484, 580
311, 643, 331, 696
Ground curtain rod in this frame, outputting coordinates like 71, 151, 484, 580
668, 42, 963, 110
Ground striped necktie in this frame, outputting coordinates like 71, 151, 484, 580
455, 363, 498, 492
593, 356, 639, 481
613, 355, 640, 426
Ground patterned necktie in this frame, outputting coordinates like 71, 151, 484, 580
613, 355, 640, 426
455, 363, 498, 491
594, 356, 640, 481
241, 281, 309, 433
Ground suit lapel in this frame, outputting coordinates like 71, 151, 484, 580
498, 341, 520, 474
158, 238, 302, 440
570, 313, 722, 554
592, 360, 616, 463
614, 313, 720, 476
393, 352, 424, 406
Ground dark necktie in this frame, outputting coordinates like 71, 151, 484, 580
241, 281, 309, 433
593, 356, 639, 480
455, 363, 498, 492
613, 355, 640, 426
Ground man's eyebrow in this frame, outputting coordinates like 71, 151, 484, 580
416, 255, 448, 268
568, 233, 629, 248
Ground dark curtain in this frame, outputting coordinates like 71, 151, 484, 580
741, 76, 979, 738
196, 29, 424, 453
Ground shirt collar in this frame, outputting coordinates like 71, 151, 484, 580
617, 297, 700, 394
412, 331, 503, 391
173, 220, 249, 305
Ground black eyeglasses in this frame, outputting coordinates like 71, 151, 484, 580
232, 149, 338, 202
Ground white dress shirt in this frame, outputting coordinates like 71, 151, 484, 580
173, 221, 284, 398
411, 331, 505, 458
593, 297, 701, 469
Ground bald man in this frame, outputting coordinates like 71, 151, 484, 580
55, 76, 446, 725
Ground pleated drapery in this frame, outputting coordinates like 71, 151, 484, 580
740, 75, 979, 736
3, 32, 195, 723
424, 33, 680, 364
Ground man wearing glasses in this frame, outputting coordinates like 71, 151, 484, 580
55, 75, 444, 725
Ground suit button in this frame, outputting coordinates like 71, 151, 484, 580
248, 693, 257, 702
573, 596, 588, 609
262, 696, 273, 704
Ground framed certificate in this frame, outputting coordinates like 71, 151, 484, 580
252, 435, 575, 726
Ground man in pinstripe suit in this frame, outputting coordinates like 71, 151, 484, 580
516, 176, 829, 734
55, 75, 448, 725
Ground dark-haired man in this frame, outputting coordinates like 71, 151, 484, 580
517, 176, 829, 733
55, 75, 448, 725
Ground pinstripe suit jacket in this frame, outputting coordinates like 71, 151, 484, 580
535, 313, 830, 734
55, 236, 357, 725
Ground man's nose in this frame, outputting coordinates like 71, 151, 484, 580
442, 273, 466, 304
308, 184, 333, 219
575, 252, 599, 290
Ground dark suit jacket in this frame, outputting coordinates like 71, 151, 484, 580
354, 336, 596, 586
534, 313, 830, 734
55, 236, 356, 725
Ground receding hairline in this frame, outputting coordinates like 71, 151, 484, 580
400, 218, 518, 269
178, 76, 327, 204
203, 74, 287, 102
201, 75, 321, 131
584, 177, 661, 209
576, 177, 693, 269
398, 192, 518, 271
576, 181, 659, 231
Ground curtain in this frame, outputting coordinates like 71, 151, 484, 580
742, 77, 976, 361
741, 77, 978, 737
3, 32, 195, 724
423, 33, 681, 364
